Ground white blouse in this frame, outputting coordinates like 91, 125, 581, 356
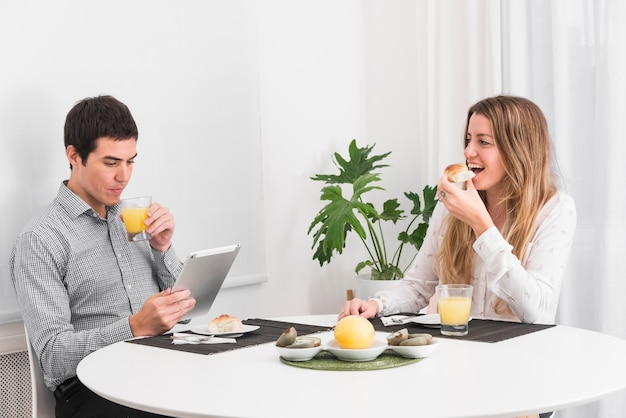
375, 191, 577, 324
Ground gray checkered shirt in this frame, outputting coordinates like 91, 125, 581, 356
10, 182, 183, 391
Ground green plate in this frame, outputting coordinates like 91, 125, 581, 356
280, 349, 421, 371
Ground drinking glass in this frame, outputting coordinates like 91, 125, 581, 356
436, 284, 473, 336
120, 196, 152, 242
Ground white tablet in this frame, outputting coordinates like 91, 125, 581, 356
172, 244, 240, 320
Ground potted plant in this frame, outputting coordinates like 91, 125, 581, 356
308, 139, 438, 283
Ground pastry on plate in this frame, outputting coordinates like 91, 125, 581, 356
207, 314, 243, 333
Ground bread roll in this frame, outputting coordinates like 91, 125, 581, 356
207, 314, 243, 333
444, 163, 475, 189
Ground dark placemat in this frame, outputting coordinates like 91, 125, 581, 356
125, 318, 331, 355
373, 314, 555, 343
281, 349, 420, 371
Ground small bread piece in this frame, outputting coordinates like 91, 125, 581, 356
208, 314, 243, 333
444, 163, 475, 189
445, 163, 475, 183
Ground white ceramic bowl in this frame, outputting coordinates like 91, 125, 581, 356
388, 339, 438, 359
275, 345, 323, 361
325, 339, 387, 362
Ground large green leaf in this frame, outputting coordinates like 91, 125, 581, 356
308, 175, 381, 266
310, 139, 390, 185
405, 185, 437, 218
420, 184, 438, 223
398, 222, 429, 249
377, 199, 403, 223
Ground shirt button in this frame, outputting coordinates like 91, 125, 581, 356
127, 284, 133, 290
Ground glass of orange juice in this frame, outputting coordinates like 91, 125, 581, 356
120, 196, 152, 242
436, 284, 473, 336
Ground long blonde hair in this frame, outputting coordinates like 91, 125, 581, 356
435, 95, 557, 313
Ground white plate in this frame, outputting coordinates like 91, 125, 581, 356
388, 339, 438, 359
275, 345, 323, 361
189, 324, 260, 337
325, 339, 387, 362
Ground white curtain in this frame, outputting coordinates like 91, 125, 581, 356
415, 1, 626, 416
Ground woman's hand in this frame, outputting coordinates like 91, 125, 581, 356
436, 175, 494, 237
338, 298, 379, 320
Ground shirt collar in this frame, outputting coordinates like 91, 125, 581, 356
57, 181, 121, 219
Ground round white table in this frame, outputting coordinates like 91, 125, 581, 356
77, 314, 626, 418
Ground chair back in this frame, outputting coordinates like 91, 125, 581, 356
24, 327, 56, 418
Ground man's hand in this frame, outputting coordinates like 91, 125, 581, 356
145, 203, 176, 252
129, 288, 196, 337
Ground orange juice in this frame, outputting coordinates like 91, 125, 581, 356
438, 296, 472, 325
121, 207, 149, 233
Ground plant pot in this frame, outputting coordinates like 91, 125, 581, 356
352, 274, 400, 300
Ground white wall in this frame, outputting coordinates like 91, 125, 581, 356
255, 0, 368, 316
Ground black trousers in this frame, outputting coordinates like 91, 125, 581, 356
54, 377, 173, 418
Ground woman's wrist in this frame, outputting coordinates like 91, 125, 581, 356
367, 298, 383, 316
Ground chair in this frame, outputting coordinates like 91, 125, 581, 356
24, 326, 56, 418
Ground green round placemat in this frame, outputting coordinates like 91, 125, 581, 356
280, 349, 421, 371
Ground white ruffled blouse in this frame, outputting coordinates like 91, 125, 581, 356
375, 191, 577, 324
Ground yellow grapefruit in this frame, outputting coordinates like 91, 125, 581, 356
334, 316, 375, 349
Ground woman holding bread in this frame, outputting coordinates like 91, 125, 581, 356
339, 95, 576, 324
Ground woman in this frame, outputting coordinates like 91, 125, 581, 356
339, 95, 576, 324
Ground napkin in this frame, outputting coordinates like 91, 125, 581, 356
170, 333, 236, 345
380, 315, 413, 326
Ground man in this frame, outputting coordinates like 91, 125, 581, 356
10, 95, 195, 417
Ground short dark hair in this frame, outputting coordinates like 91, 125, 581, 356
64, 95, 138, 168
